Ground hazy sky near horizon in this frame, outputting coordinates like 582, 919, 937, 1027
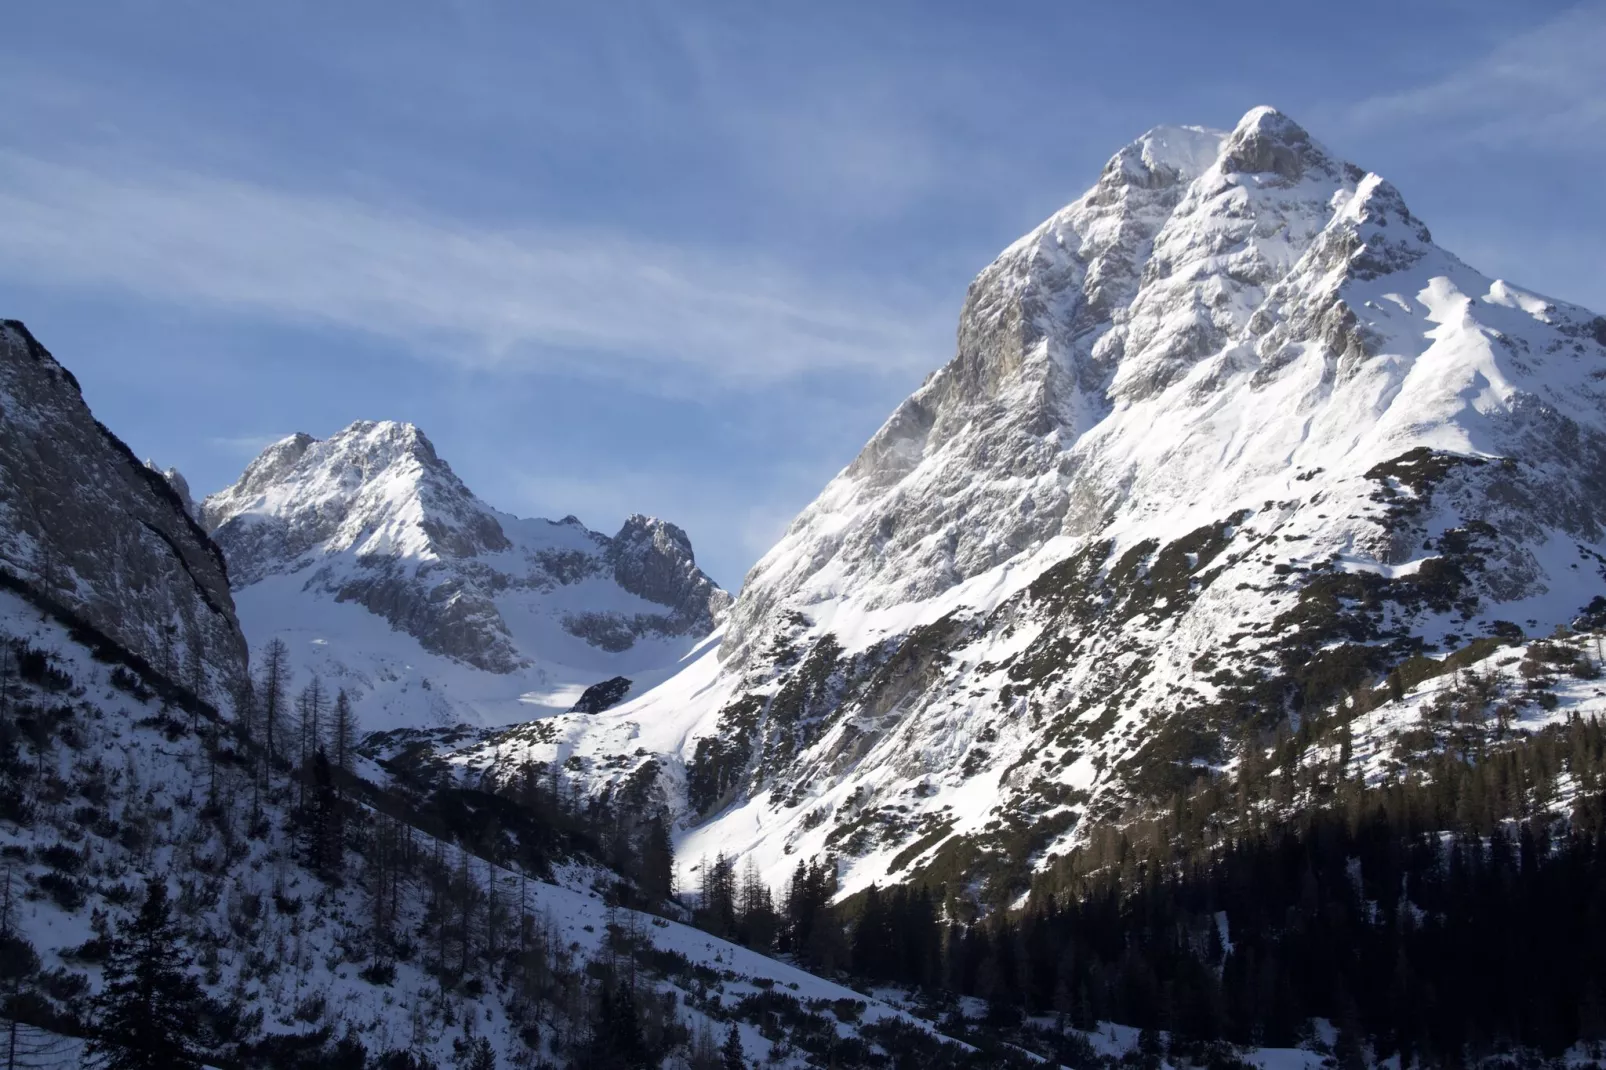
2, 1, 1603, 589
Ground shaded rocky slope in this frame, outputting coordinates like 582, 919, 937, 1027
0, 319, 246, 693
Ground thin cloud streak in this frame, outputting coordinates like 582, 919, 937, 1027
1346, 3, 1606, 149
0, 151, 947, 391
208, 433, 292, 457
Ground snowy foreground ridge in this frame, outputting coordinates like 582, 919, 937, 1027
0, 589, 974, 1067
438, 106, 1606, 901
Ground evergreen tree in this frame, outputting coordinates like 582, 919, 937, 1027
719, 1025, 746, 1070
736, 856, 777, 950
638, 815, 674, 903
85, 880, 205, 1070
452, 1035, 496, 1070
294, 675, 326, 807
231, 673, 258, 748
257, 638, 290, 773
303, 750, 344, 881
331, 687, 359, 778
699, 853, 737, 938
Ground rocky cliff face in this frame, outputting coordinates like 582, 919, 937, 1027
201, 420, 729, 727
0, 320, 247, 691
455, 107, 1606, 904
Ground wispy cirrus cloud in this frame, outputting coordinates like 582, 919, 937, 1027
208, 433, 292, 457
0, 151, 946, 391
1346, 2, 1606, 149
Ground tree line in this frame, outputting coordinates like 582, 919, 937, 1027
689, 709, 1606, 1066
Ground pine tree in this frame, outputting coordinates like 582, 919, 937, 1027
736, 856, 776, 950
305, 750, 344, 881
719, 1025, 746, 1070
295, 676, 326, 807
257, 638, 290, 773
331, 688, 359, 778
699, 853, 737, 938
85, 880, 205, 1069
1333, 1025, 1367, 1070
686, 1023, 720, 1070
638, 815, 674, 903
231, 674, 258, 748
452, 1035, 495, 1070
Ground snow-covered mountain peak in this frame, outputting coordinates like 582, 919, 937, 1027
725, 108, 1377, 650
483, 108, 1606, 907
201, 418, 506, 581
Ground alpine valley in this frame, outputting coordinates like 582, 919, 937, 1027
5, 107, 1606, 1068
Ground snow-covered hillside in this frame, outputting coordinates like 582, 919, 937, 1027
0, 328, 1058, 1068
201, 420, 730, 731
0, 583, 1004, 1068
449, 106, 1606, 905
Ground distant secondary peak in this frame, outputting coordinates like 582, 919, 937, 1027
225, 432, 316, 502
608, 514, 731, 622
1327, 172, 1436, 280
145, 460, 197, 517
614, 514, 694, 561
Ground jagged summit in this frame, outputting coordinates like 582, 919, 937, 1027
1100, 123, 1223, 190
145, 459, 199, 520
467, 107, 1606, 906
723, 106, 1602, 650
1217, 105, 1337, 181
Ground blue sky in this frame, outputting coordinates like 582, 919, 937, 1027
2, 1, 1603, 590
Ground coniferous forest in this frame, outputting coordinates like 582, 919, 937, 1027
682, 706, 1606, 1068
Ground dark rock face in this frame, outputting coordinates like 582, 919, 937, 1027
608, 515, 732, 634
570, 676, 632, 713
0, 321, 248, 688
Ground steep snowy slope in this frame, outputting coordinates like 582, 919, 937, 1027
202, 421, 730, 729
0, 575, 1000, 1068
453, 107, 1606, 904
